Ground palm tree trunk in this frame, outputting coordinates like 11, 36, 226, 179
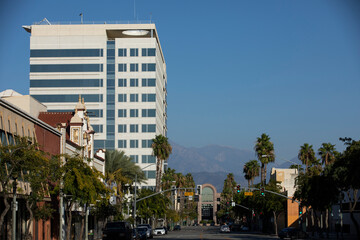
261, 163, 265, 186
155, 159, 162, 192
264, 163, 267, 185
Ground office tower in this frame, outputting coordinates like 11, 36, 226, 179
24, 21, 168, 189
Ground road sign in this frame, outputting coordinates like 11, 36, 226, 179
184, 192, 194, 196
244, 192, 253, 196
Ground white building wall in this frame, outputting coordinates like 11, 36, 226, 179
27, 23, 167, 189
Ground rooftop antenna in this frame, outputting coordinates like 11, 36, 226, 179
134, 0, 136, 20
80, 13, 83, 24
37, 18, 51, 25
150, 12, 152, 23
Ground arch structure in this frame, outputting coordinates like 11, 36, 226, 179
197, 183, 221, 224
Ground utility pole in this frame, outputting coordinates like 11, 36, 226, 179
133, 163, 156, 227
59, 181, 64, 240
85, 204, 89, 240
134, 174, 137, 227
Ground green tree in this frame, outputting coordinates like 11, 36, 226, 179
151, 135, 172, 192
62, 153, 108, 240
243, 160, 260, 188
136, 189, 170, 224
263, 180, 286, 236
298, 143, 317, 172
255, 133, 275, 185
105, 150, 145, 215
0, 137, 50, 239
221, 173, 236, 203
331, 138, 360, 238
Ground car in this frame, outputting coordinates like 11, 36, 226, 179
137, 224, 153, 238
135, 227, 148, 240
174, 225, 181, 231
220, 225, 230, 233
153, 227, 166, 235
278, 227, 308, 239
240, 225, 249, 231
132, 229, 140, 240
102, 221, 133, 240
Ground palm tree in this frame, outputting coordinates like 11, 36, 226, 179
243, 160, 260, 188
151, 135, 172, 192
254, 133, 275, 185
161, 168, 176, 197
318, 143, 338, 166
105, 150, 145, 212
318, 142, 338, 234
298, 143, 317, 172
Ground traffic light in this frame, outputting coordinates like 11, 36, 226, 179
299, 206, 303, 215
236, 185, 241, 193
197, 185, 202, 195
260, 187, 265, 196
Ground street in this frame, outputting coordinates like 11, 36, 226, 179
152, 226, 278, 240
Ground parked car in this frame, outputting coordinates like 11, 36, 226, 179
132, 229, 140, 240
153, 227, 166, 235
102, 221, 133, 240
220, 225, 230, 233
135, 227, 148, 240
278, 227, 308, 239
174, 225, 181, 231
161, 226, 168, 234
240, 225, 249, 231
137, 224, 153, 238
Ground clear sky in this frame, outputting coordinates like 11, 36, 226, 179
0, 0, 359, 162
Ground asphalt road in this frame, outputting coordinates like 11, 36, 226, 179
152, 226, 279, 240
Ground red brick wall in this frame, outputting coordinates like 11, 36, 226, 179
34, 125, 60, 155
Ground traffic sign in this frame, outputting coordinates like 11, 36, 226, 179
244, 192, 253, 196
184, 192, 194, 196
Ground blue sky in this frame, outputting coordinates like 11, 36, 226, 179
0, 0, 359, 163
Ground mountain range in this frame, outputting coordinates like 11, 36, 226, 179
167, 141, 297, 192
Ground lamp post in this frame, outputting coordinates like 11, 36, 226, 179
133, 163, 157, 226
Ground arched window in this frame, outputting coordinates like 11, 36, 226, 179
201, 187, 214, 202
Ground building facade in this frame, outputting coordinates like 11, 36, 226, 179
0, 95, 62, 240
270, 167, 299, 228
24, 21, 168, 189
197, 184, 221, 224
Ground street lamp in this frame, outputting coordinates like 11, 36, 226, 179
278, 157, 301, 174
134, 163, 157, 226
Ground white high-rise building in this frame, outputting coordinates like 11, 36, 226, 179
24, 21, 168, 189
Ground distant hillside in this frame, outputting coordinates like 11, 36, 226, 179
167, 141, 300, 192
168, 142, 254, 173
